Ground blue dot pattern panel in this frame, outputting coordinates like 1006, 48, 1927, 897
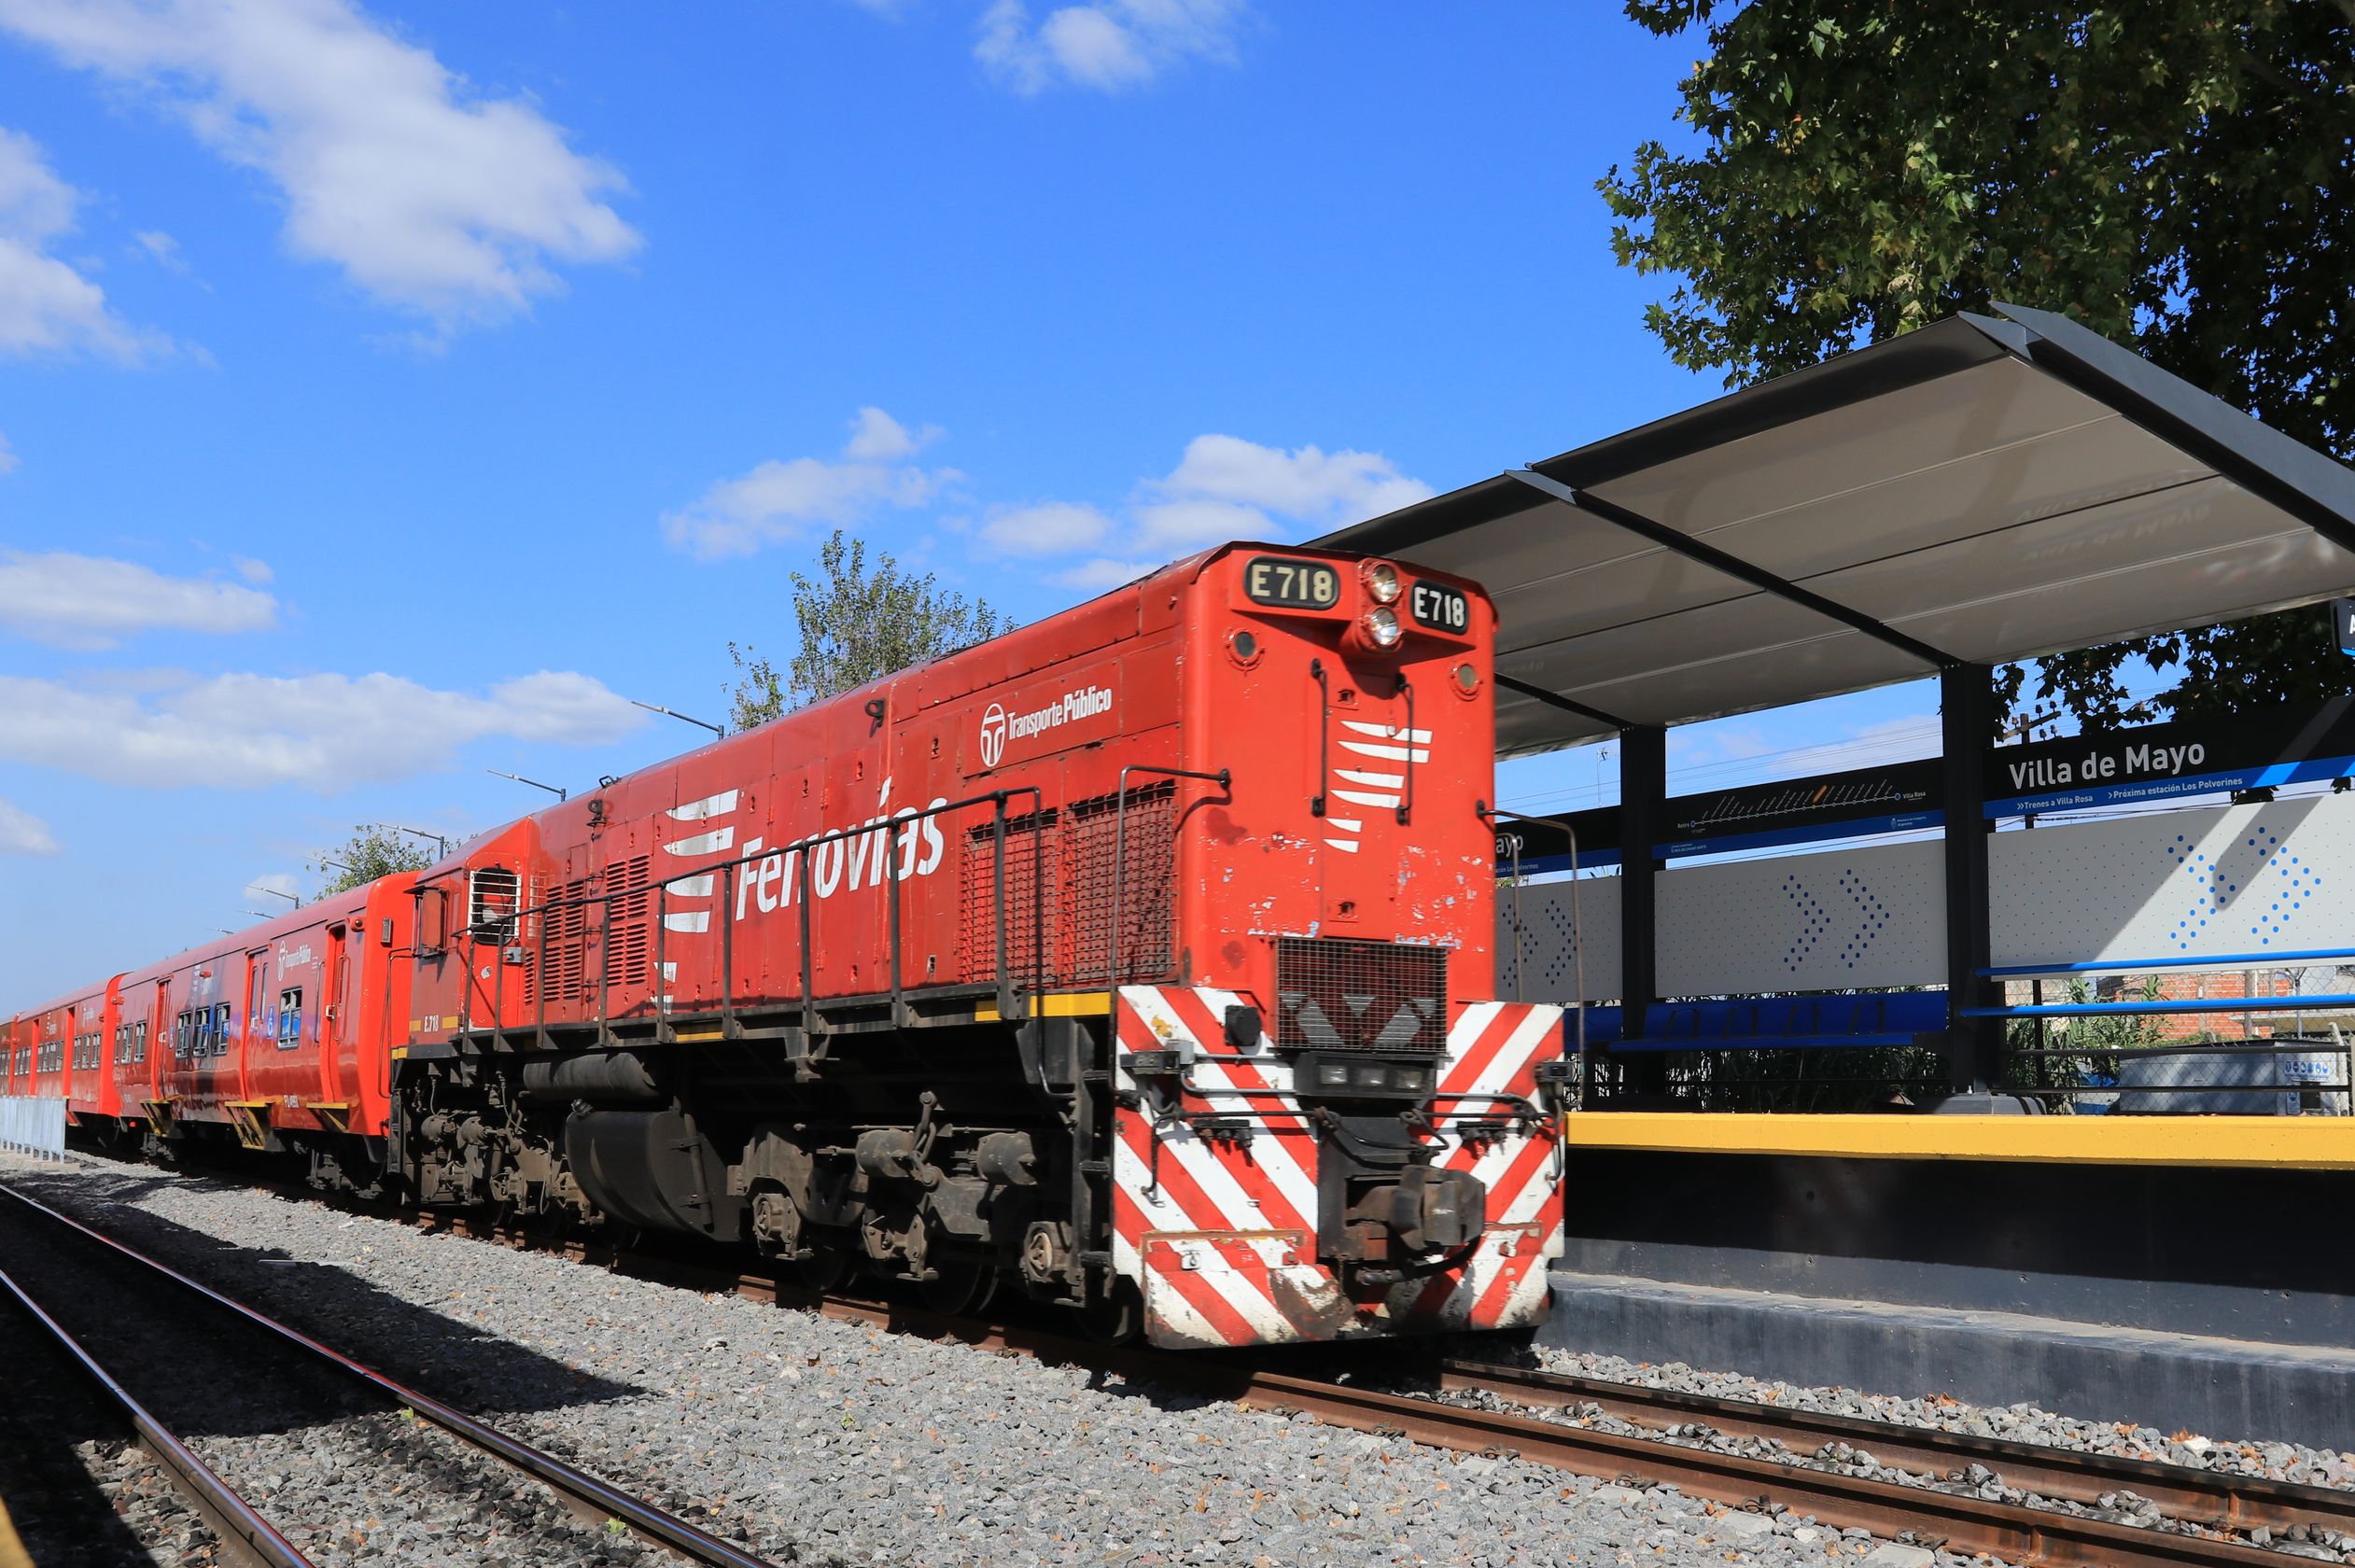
1657, 839, 1945, 996
1494, 876, 1622, 1004
1988, 797, 2355, 969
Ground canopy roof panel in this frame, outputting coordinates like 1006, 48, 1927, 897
1322, 304, 2355, 755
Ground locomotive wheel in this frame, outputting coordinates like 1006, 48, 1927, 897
1076, 1281, 1142, 1345
918, 1259, 999, 1317
798, 1243, 855, 1292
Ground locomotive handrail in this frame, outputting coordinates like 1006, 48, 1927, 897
450, 785, 1048, 1052
1083, 763, 1231, 1300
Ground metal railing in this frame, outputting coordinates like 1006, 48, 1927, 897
0, 1095, 67, 1159
440, 788, 1051, 1047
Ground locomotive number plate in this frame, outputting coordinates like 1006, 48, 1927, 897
1409, 580, 1470, 634
1243, 556, 1341, 610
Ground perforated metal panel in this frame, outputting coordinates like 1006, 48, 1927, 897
1496, 877, 1620, 1003
1989, 796, 2355, 968
1273, 937, 1449, 1051
1659, 839, 1945, 994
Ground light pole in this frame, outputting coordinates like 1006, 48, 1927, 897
487, 769, 567, 802
378, 823, 452, 859
631, 700, 725, 740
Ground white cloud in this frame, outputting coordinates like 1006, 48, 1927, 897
231, 555, 273, 584
663, 408, 949, 560
1055, 557, 1158, 591
0, 667, 645, 791
1156, 433, 1432, 524
0, 125, 160, 359
0, 797, 59, 855
983, 500, 1111, 555
247, 869, 301, 902
0, 551, 281, 649
0, 0, 640, 331
1017, 432, 1431, 578
844, 405, 938, 461
977, 0, 1241, 93
133, 228, 188, 274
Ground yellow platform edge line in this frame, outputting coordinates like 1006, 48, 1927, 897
1561, 1112, 2355, 1170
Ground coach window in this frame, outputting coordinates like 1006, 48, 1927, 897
173, 1012, 190, 1059
278, 987, 302, 1048
212, 1002, 234, 1057
132, 1020, 147, 1064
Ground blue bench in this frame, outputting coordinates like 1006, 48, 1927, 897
1577, 991, 1949, 1054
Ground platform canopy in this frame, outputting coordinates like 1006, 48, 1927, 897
1320, 303, 2355, 757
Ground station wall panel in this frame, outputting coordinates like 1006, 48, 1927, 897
1495, 792, 2355, 1002
1499, 876, 1619, 1003
1987, 795, 2355, 968
1658, 839, 1944, 995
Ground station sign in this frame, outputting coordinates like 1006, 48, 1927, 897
1500, 694, 2355, 874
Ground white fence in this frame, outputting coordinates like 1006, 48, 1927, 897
0, 1095, 67, 1160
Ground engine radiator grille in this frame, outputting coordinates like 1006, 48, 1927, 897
1274, 937, 1449, 1052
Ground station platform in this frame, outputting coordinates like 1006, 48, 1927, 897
1544, 1268, 2355, 1452
1562, 1112, 2355, 1169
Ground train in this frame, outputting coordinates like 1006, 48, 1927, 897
3, 541, 1568, 1350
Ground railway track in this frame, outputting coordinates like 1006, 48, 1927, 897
411, 1207, 2348, 1568
22, 1170, 2354, 1568
0, 1183, 786, 1568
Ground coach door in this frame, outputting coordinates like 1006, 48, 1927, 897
320, 921, 353, 1110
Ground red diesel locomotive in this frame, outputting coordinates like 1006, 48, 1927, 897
7, 542, 1566, 1349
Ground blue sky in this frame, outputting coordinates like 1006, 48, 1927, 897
0, 0, 1942, 1001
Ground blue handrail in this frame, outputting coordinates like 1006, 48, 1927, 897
1981, 946, 2355, 978
1963, 994, 2355, 1018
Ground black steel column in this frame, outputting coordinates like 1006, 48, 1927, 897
1940, 664, 2001, 1093
1619, 725, 1665, 1086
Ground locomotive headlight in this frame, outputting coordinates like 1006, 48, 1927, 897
1363, 560, 1402, 605
1364, 605, 1403, 648
1317, 1062, 1352, 1086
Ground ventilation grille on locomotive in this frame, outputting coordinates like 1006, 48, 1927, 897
1273, 937, 1448, 1052
525, 855, 652, 1008
960, 781, 1174, 988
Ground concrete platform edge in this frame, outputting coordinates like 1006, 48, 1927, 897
1544, 1269, 2355, 1452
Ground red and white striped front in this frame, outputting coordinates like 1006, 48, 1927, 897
1111, 986, 1566, 1349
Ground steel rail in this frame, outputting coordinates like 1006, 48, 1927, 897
0, 1184, 785, 1568
0, 1261, 317, 1568
47, 1166, 2340, 1568
419, 1212, 2333, 1567
1435, 1358, 2355, 1544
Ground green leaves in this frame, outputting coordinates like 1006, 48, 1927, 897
729, 529, 1011, 730
1603, 0, 2355, 730
312, 826, 436, 894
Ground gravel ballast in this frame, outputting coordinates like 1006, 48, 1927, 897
0, 1179, 670, 1568
11, 1162, 1990, 1568
1529, 1345, 2355, 1494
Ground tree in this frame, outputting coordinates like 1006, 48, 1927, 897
1600, 2, 2355, 732
311, 825, 437, 895
729, 529, 1010, 729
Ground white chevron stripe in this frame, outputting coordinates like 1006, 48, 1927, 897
1324, 837, 1360, 853
1341, 721, 1431, 742
663, 826, 735, 856
1334, 769, 1403, 789
663, 911, 711, 932
1339, 738, 1430, 763
1330, 787, 1402, 808
666, 791, 739, 821
663, 874, 714, 898
1325, 816, 1363, 833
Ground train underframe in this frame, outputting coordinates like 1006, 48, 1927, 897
77, 987, 1565, 1348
